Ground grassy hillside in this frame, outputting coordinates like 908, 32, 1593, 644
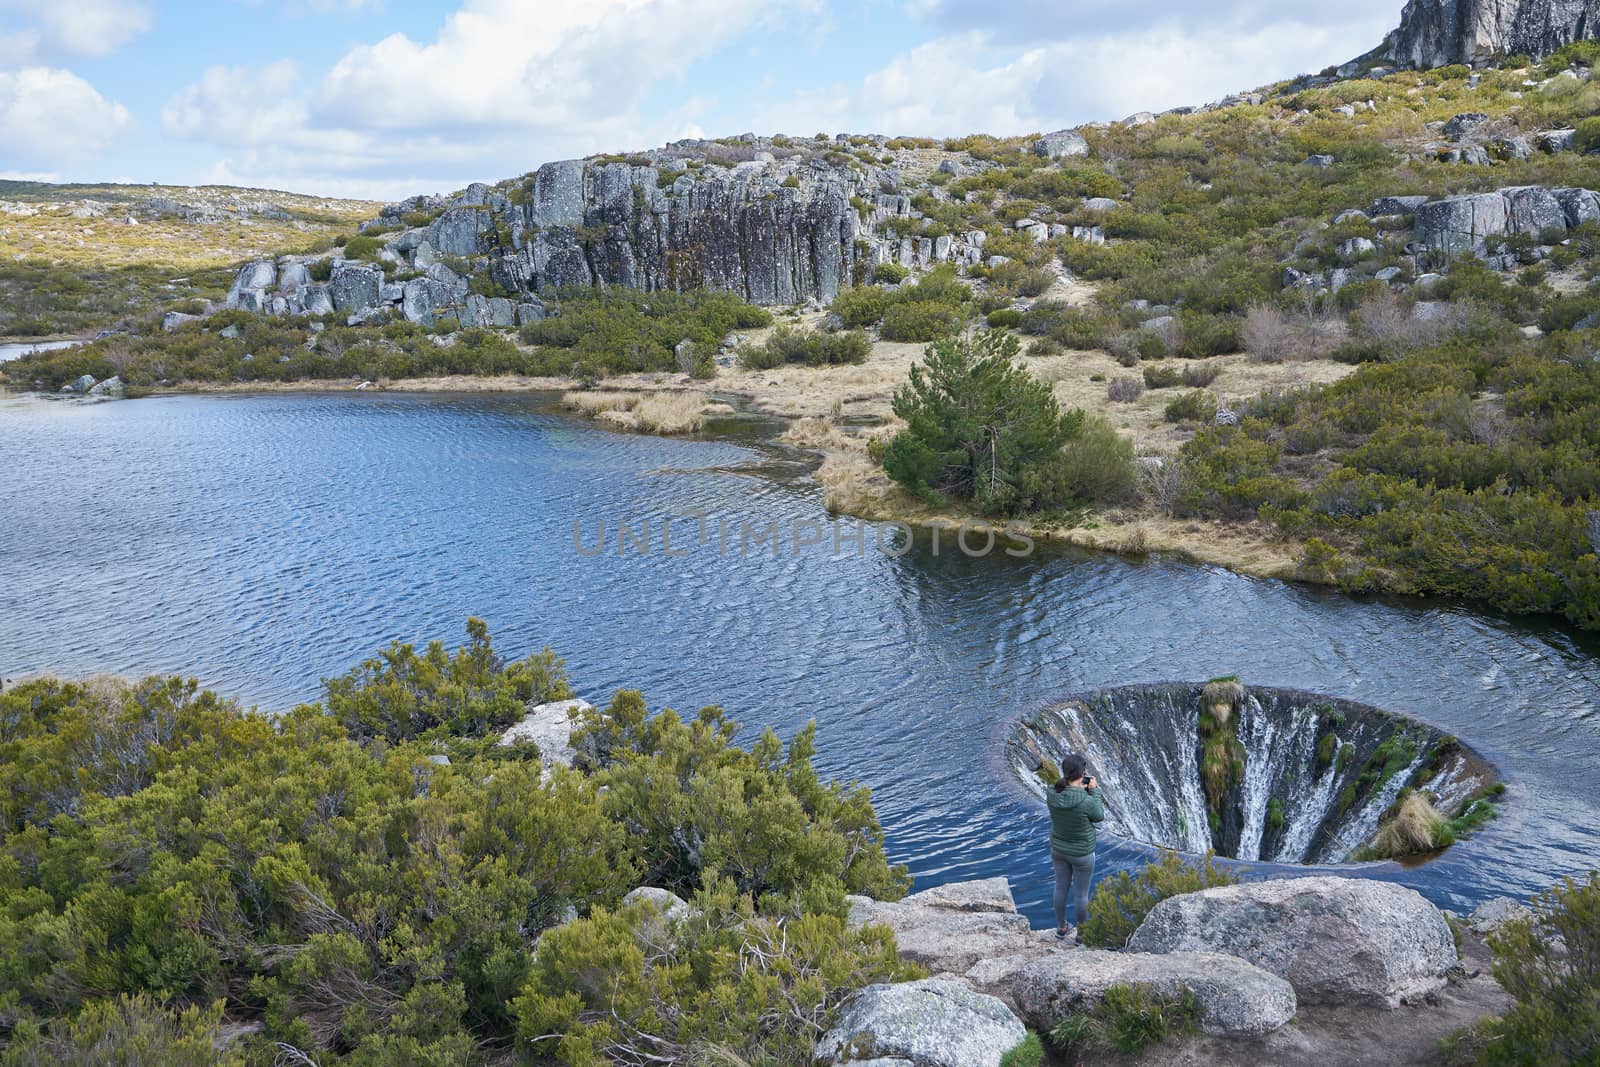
0, 182, 378, 337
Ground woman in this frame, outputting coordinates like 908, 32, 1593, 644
1047, 753, 1104, 942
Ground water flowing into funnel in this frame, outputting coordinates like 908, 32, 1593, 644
1004, 683, 1502, 865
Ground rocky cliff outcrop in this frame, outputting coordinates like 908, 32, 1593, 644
224, 134, 1054, 325
1387, 0, 1600, 68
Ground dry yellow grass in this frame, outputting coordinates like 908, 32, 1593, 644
560, 389, 731, 435
0, 185, 378, 271
1371, 793, 1449, 858
562, 391, 641, 416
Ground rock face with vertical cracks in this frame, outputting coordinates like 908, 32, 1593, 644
1387, 0, 1600, 69
1003, 683, 1501, 864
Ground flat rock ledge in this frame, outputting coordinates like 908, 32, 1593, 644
985, 950, 1297, 1038
1128, 876, 1458, 1008
497, 698, 592, 767
847, 879, 1295, 1039
814, 979, 1026, 1067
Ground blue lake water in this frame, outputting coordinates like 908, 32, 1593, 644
2, 389, 1598, 924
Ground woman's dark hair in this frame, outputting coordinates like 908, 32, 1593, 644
1055, 754, 1088, 792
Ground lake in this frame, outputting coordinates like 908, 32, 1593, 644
2, 389, 1597, 924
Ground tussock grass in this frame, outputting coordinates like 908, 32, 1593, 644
1370, 792, 1451, 858
561, 390, 725, 435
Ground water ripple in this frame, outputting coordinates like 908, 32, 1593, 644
2, 391, 1598, 925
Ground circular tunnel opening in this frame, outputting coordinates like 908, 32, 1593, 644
1004, 681, 1505, 865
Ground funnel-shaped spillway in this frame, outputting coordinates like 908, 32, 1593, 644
1004, 683, 1502, 864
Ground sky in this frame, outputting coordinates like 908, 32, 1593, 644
0, 0, 1406, 201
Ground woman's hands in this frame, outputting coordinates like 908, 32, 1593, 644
1084, 775, 1097, 790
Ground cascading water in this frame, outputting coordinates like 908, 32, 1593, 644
1004, 682, 1503, 865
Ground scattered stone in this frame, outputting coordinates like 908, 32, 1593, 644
62, 374, 96, 394
897, 878, 1017, 914
847, 893, 1033, 975
1469, 897, 1534, 934
1128, 876, 1458, 1008
1333, 209, 1370, 225
1496, 136, 1534, 161
1444, 112, 1490, 141
622, 886, 691, 927
1539, 129, 1576, 153
814, 979, 1026, 1067
86, 376, 123, 398
1376, 266, 1404, 283
1369, 195, 1430, 217
1304, 154, 1335, 168
498, 698, 593, 768
162, 311, 200, 333
1033, 130, 1089, 159
1340, 237, 1377, 259
1084, 197, 1119, 212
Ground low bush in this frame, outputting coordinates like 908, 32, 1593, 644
1143, 364, 1183, 389
1447, 872, 1600, 1065
1049, 984, 1203, 1056
340, 234, 384, 261
0, 621, 912, 1065
1177, 310, 1243, 357
1080, 851, 1238, 948
1574, 115, 1600, 155
833, 285, 892, 329
1164, 389, 1220, 423
873, 262, 911, 284
1056, 415, 1139, 505
740, 325, 872, 369
1107, 376, 1145, 402
987, 308, 1025, 329
881, 301, 965, 342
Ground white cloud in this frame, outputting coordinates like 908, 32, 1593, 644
757, 10, 1400, 138
159, 0, 821, 196
0, 0, 152, 58
0, 67, 135, 168
907, 0, 1401, 45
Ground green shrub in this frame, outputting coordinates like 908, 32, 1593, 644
0, 995, 234, 1067
1080, 851, 1238, 948
516, 287, 772, 375
1575, 116, 1600, 155
1143, 364, 1183, 389
873, 262, 911, 284
1164, 389, 1219, 423
833, 286, 892, 328
0, 621, 911, 1066
987, 308, 1025, 329
324, 617, 572, 744
1177, 311, 1243, 357
1057, 415, 1139, 504
1451, 872, 1600, 1065
883, 330, 1086, 515
881, 301, 966, 342
740, 325, 871, 369
1047, 984, 1203, 1056
341, 234, 384, 261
